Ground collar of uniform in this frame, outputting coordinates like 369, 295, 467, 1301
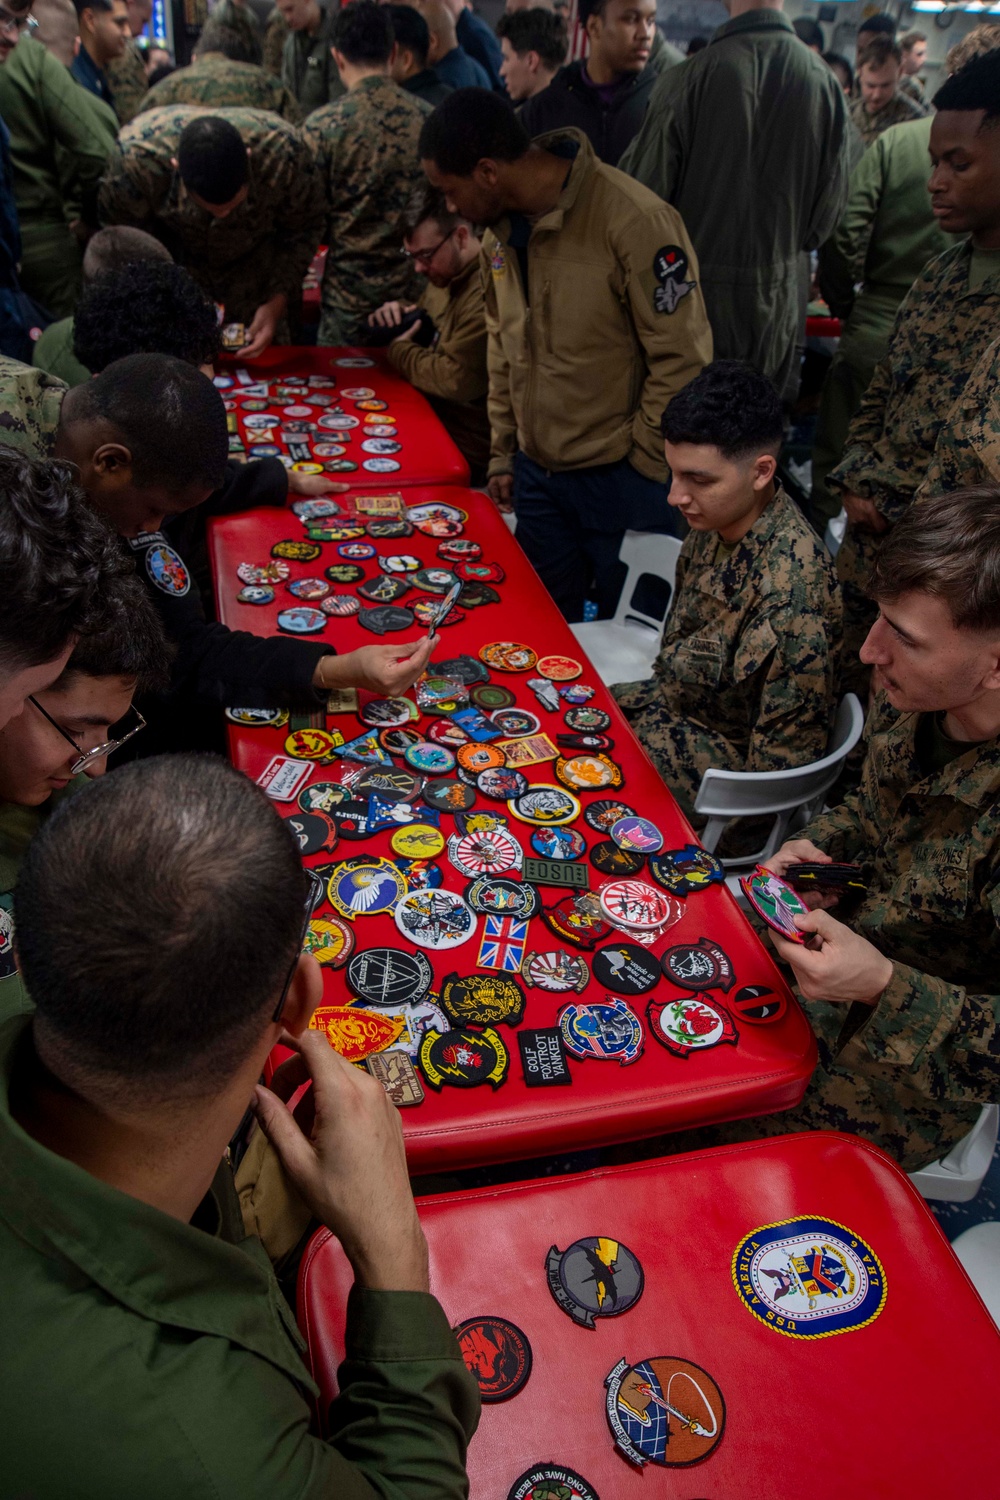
885, 705, 1000, 808
0, 1012, 314, 1386
349, 72, 397, 98
711, 8, 794, 43
494, 128, 594, 242
692, 485, 793, 602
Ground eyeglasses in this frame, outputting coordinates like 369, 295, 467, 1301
402, 226, 455, 268
0, 8, 35, 36
271, 887, 317, 1024
28, 695, 147, 775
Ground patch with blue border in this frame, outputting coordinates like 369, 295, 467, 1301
732, 1215, 887, 1338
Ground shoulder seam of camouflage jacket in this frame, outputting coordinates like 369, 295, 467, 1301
138, 55, 303, 124
918, 333, 1000, 500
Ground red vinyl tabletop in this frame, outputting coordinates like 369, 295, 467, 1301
299, 1132, 1000, 1499
209, 480, 816, 1174
217, 344, 469, 487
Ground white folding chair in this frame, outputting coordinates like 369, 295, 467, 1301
950, 1221, 1000, 1327
824, 506, 847, 559
908, 1104, 1000, 1203
571, 530, 681, 688
695, 693, 865, 871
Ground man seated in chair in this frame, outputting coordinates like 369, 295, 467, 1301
613, 360, 843, 821
0, 755, 478, 1496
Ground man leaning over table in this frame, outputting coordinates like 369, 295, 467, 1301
624, 488, 1000, 1173
0, 753, 479, 1497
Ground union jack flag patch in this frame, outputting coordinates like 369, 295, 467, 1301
477, 914, 528, 973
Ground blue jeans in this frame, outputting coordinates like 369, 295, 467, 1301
512, 452, 679, 623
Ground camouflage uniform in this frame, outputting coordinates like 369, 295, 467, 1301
105, 38, 149, 126
918, 335, 1000, 498
98, 105, 325, 327
282, 3, 344, 116
848, 88, 927, 149
899, 72, 927, 109
612, 488, 842, 820
829, 240, 1000, 694
139, 54, 303, 122
302, 76, 429, 346
0, 353, 65, 457
262, 8, 288, 77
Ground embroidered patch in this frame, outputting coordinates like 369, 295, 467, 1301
731, 1216, 887, 1338
145, 541, 190, 596
652, 245, 697, 314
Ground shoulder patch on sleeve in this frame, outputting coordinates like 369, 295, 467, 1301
652, 244, 696, 313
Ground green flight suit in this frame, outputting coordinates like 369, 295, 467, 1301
31, 314, 90, 386
811, 117, 952, 525
612, 488, 842, 820
282, 3, 344, 116
647, 26, 684, 74
0, 34, 117, 317
620, 9, 851, 402
0, 1007, 480, 1498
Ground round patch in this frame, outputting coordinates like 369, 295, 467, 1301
225, 705, 288, 727
145, 541, 190, 596
363, 424, 398, 438
391, 823, 444, 859
325, 562, 365, 584
323, 459, 359, 473
592, 943, 660, 995
291, 497, 341, 520
455, 1317, 532, 1402
565, 706, 611, 732
290, 462, 323, 476
321, 594, 360, 617
362, 438, 402, 455
284, 730, 341, 764
422, 776, 476, 813
318, 413, 360, 430
287, 577, 330, 602
237, 584, 273, 605
441, 972, 525, 1028
412, 567, 459, 595
456, 580, 500, 609
419, 1025, 508, 1088
490, 708, 540, 738
357, 575, 411, 604
599, 879, 679, 933
555, 754, 624, 792
546, 1237, 644, 1328
238, 560, 288, 585
338, 541, 376, 559
298, 780, 352, 814
530, 825, 587, 860
431, 653, 490, 686
648, 845, 725, 897
647, 995, 738, 1057
438, 538, 482, 563
559, 999, 644, 1065
740, 868, 810, 943
523, 949, 588, 993
328, 857, 408, 919
448, 827, 522, 878
605, 1354, 725, 1468
286, 810, 339, 856
346, 946, 433, 1007
363, 457, 401, 473
359, 697, 417, 730
283, 404, 314, 418
610, 816, 663, 854
272, 539, 321, 562
464, 875, 540, 919
302, 914, 354, 969
584, 799, 635, 834
660, 938, 736, 993
379, 553, 421, 574
410, 596, 464, 629
559, 682, 596, 705
427, 717, 469, 748
313, 442, 348, 458
536, 654, 582, 682
470, 683, 515, 711
506, 1466, 599, 1500
590, 840, 644, 877
480, 641, 538, 673
455, 559, 505, 583
381, 726, 423, 755
732, 1216, 887, 1338
353, 765, 422, 801
341, 386, 376, 399
334, 356, 375, 367
508, 785, 580, 826
404, 741, 456, 774
356, 398, 388, 412
407, 501, 467, 524
394, 889, 476, 949
477, 766, 530, 802
277, 606, 326, 635
730, 984, 788, 1024
456, 741, 505, 774
243, 413, 275, 428
357, 605, 415, 635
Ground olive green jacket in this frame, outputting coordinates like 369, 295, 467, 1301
31, 314, 90, 386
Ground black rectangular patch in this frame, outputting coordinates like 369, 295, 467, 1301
518, 1028, 572, 1087
522, 857, 589, 888
287, 441, 312, 463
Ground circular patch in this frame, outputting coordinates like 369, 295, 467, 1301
321, 594, 360, 617
427, 717, 469, 748
490, 708, 540, 738
648, 845, 725, 897
313, 442, 347, 458
287, 577, 330, 602
530, 826, 587, 860
412, 567, 459, 595
318, 413, 360, 430
422, 776, 476, 813
605, 1354, 725, 1468
346, 947, 433, 1007
407, 501, 467, 524
391, 823, 444, 859
277, 606, 326, 635
291, 464, 324, 478
438, 538, 482, 563
291, 497, 341, 520
584, 799, 635, 834
477, 766, 530, 801
506, 1466, 599, 1500
367, 518, 413, 539
302, 914, 354, 969
298, 780, 353, 814
599, 879, 679, 932
464, 875, 540, 919
660, 938, 736, 992
282, 404, 314, 418
285, 728, 342, 761
379, 553, 421, 574
647, 995, 738, 1057
237, 584, 273, 605
362, 438, 402, 455
225, 705, 288, 727
740, 868, 810, 943
238, 560, 288, 585
395, 889, 476, 949
536, 654, 582, 682
455, 1317, 532, 1402
431, 653, 490, 686
356, 398, 388, 412
325, 562, 365, 584
448, 827, 522, 878
381, 726, 423, 755
565, 706, 611, 732
419, 1025, 508, 1088
590, 839, 644, 877
456, 580, 500, 609
328, 857, 408, 919
555, 754, 623, 792
145, 541, 190, 596
455, 559, 505, 584
479, 641, 537, 673
272, 539, 321, 562
410, 596, 465, 629
729, 984, 788, 1024
415, 515, 464, 538
559, 999, 644, 1065
592, 943, 660, 995
523, 949, 588, 992
455, 742, 505, 774
731, 1216, 887, 1338
286, 810, 339, 856
610, 816, 663, 854
357, 605, 415, 635
363, 424, 398, 438
323, 459, 359, 473
470, 683, 515, 711
334, 356, 375, 367
357, 574, 411, 604
363, 457, 401, 473
341, 386, 376, 399
242, 412, 274, 428
359, 697, 417, 730
404, 741, 456, 774
338, 541, 376, 559
546, 1237, 644, 1328
353, 765, 422, 802
508, 785, 580, 826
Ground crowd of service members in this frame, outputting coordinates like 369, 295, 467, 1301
2, 0, 1000, 1492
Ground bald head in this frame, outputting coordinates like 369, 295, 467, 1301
33, 0, 80, 67
411, 0, 457, 60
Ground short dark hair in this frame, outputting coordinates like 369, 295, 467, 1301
58, 568, 172, 696
194, 13, 262, 64
661, 361, 784, 461
331, 0, 393, 65
577, 0, 607, 25
82, 226, 172, 283
402, 180, 461, 236
176, 115, 248, 205
66, 355, 228, 495
858, 35, 901, 71
73, 262, 222, 374
901, 29, 927, 51
868, 487, 1000, 632
497, 8, 569, 71
792, 16, 824, 50
420, 88, 528, 175
15, 755, 309, 1094
823, 51, 853, 89
934, 47, 1000, 122
0, 448, 127, 675
73, 0, 115, 13
388, 2, 430, 67
858, 12, 896, 39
